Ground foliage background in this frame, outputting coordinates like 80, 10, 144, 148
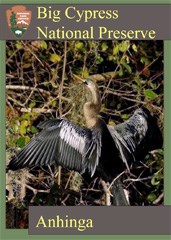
6, 40, 163, 228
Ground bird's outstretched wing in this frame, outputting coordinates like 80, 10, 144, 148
8, 118, 101, 177
108, 107, 162, 168
113, 108, 148, 155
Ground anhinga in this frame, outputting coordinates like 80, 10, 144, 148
7, 79, 163, 205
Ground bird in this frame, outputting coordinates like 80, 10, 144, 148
7, 78, 163, 205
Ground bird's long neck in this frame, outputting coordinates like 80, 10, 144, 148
84, 84, 101, 128
91, 86, 101, 109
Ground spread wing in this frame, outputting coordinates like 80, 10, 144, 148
8, 118, 102, 177
107, 108, 150, 170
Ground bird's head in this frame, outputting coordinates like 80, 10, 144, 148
73, 75, 101, 125
72, 74, 97, 90
82, 79, 98, 92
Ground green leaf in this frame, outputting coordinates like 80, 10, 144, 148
15, 41, 23, 49
144, 89, 158, 100
134, 77, 142, 87
108, 55, 113, 61
118, 66, 124, 76
21, 112, 35, 120
75, 41, 84, 50
29, 101, 36, 109
119, 41, 130, 52
147, 193, 157, 202
101, 42, 108, 51
19, 120, 29, 135
121, 114, 128, 120
151, 176, 160, 186
16, 137, 26, 148
96, 56, 103, 64
30, 126, 38, 134
140, 57, 150, 65
121, 59, 132, 74
52, 100, 57, 107
41, 41, 47, 50
82, 68, 89, 78
132, 44, 137, 52
50, 53, 61, 63
157, 149, 164, 156
25, 136, 31, 144
113, 45, 119, 55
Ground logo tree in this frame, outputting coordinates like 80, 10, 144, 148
10, 11, 17, 28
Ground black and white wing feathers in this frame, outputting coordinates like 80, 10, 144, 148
8, 118, 102, 177
107, 108, 150, 169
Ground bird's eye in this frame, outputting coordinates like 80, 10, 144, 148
83, 80, 88, 85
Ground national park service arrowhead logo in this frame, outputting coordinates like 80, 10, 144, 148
6, 6, 32, 38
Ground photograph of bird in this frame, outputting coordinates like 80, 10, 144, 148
5, 40, 164, 231
7, 78, 163, 205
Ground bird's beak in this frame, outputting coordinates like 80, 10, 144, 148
72, 74, 86, 84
